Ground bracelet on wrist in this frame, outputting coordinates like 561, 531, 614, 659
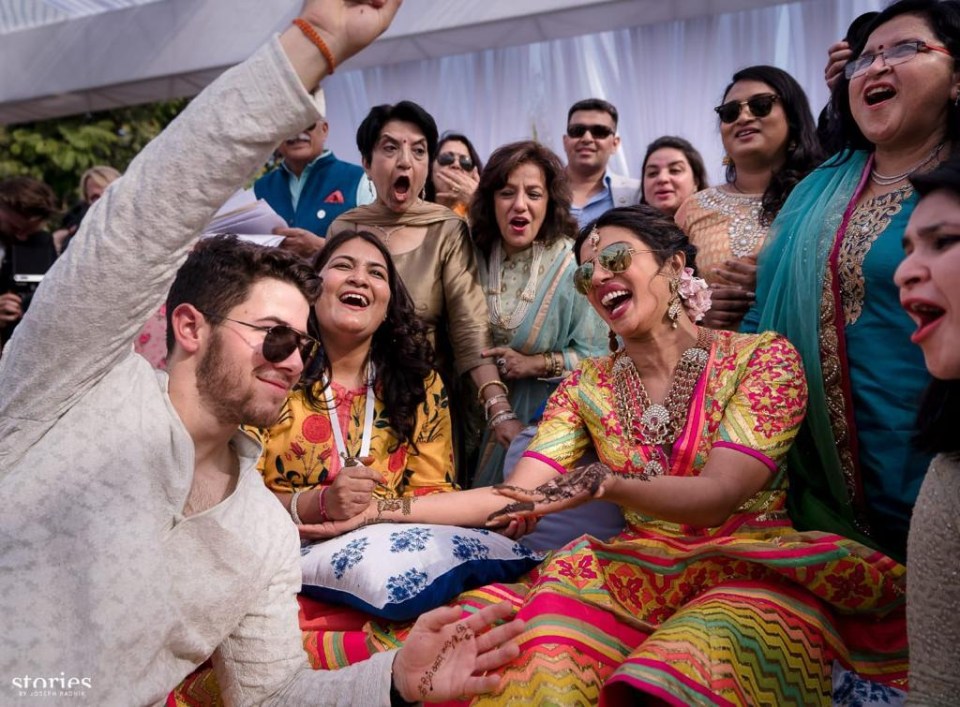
291, 19, 337, 74
483, 393, 509, 417
550, 352, 564, 377
288, 489, 305, 525
488, 410, 519, 429
477, 379, 509, 404
316, 486, 330, 523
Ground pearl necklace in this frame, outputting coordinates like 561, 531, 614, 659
487, 239, 545, 330
871, 143, 944, 186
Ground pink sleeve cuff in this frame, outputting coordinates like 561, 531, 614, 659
521, 450, 568, 474
713, 441, 777, 473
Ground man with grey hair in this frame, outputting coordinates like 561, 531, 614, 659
255, 90, 374, 258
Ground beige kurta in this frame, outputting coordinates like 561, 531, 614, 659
674, 186, 767, 285
329, 207, 491, 377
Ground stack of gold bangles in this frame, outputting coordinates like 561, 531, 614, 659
542, 351, 564, 377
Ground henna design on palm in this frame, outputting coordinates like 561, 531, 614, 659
487, 462, 649, 523
417, 623, 475, 700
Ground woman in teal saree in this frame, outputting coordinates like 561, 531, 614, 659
743, 0, 960, 560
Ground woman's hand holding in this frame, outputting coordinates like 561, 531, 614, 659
325, 456, 385, 520
701, 258, 756, 330
482, 346, 542, 381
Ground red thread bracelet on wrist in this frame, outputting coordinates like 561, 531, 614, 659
292, 18, 336, 74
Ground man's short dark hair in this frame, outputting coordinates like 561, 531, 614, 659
0, 176, 58, 219
567, 99, 619, 128
164, 235, 320, 352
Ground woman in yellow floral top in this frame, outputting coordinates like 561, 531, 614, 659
255, 230, 456, 529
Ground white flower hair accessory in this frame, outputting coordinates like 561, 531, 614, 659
677, 267, 712, 322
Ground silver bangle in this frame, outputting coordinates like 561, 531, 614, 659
488, 410, 518, 429
289, 489, 305, 525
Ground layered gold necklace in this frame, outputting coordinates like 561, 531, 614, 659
611, 327, 714, 476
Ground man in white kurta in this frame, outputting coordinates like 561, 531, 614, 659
0, 2, 520, 705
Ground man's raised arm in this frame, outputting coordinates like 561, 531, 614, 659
0, 0, 401, 428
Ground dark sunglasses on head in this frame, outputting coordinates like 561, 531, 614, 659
573, 242, 658, 294
202, 311, 320, 365
436, 152, 475, 171
714, 93, 779, 124
566, 123, 616, 140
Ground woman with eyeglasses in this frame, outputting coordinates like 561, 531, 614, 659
639, 135, 708, 217
468, 141, 606, 488
743, 0, 960, 564
329, 102, 522, 482
894, 158, 960, 705
428, 131, 483, 220
302, 204, 906, 705
675, 65, 822, 331
252, 230, 456, 531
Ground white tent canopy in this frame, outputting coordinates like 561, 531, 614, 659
1, 0, 883, 181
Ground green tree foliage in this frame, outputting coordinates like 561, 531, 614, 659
0, 99, 189, 202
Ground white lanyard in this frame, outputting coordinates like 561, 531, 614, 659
322, 363, 376, 466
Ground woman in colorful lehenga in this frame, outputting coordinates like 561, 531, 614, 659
470, 141, 607, 488
743, 0, 959, 562
304, 205, 906, 706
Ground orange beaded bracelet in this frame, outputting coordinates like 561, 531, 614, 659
292, 18, 336, 74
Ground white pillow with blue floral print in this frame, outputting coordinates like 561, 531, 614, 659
299, 524, 544, 621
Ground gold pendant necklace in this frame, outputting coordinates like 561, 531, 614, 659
611, 327, 713, 475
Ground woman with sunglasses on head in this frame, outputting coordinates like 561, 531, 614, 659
469, 141, 606, 488
894, 158, 960, 705
639, 135, 708, 217
305, 205, 906, 705
428, 131, 483, 220
329, 102, 521, 481
744, 0, 960, 564
253, 230, 456, 531
676, 65, 823, 330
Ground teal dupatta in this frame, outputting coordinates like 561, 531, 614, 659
744, 151, 931, 560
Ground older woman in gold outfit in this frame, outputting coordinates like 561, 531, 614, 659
328, 102, 521, 479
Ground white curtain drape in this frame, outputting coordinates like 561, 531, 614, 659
320, 0, 883, 184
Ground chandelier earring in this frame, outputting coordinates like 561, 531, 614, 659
608, 329, 621, 353
667, 276, 682, 329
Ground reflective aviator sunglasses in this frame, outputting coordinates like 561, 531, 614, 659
573, 242, 657, 294
202, 311, 320, 365
436, 152, 475, 171
713, 93, 779, 124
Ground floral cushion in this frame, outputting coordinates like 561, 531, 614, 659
299, 524, 544, 621
832, 662, 906, 706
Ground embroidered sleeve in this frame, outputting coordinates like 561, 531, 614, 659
716, 334, 807, 468
525, 366, 593, 472
401, 372, 458, 494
